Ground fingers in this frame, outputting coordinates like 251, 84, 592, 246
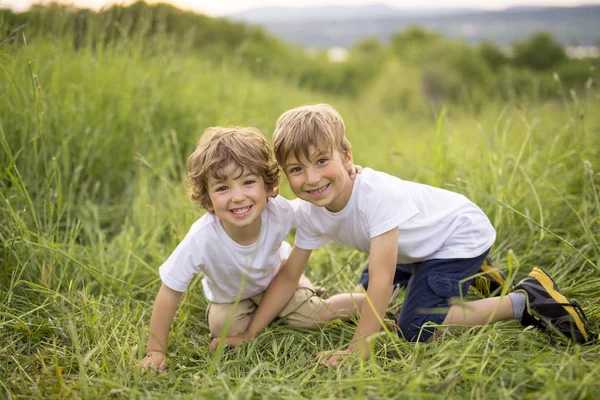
158, 357, 168, 372
315, 352, 334, 368
315, 350, 352, 367
140, 353, 167, 374
348, 164, 363, 180
210, 337, 241, 352
210, 338, 219, 352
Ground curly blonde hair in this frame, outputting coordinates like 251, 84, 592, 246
187, 127, 280, 211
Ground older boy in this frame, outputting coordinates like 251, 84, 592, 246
140, 126, 364, 372
216, 105, 594, 364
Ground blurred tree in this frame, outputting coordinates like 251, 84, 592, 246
352, 36, 384, 56
513, 32, 566, 70
479, 42, 509, 71
390, 27, 441, 58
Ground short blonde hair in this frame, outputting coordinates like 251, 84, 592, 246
273, 104, 351, 166
187, 127, 280, 211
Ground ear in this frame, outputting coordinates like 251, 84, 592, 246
345, 148, 353, 165
344, 148, 354, 171
265, 185, 277, 200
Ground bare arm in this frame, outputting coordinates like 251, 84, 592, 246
140, 283, 182, 372
210, 246, 312, 350
248, 246, 312, 334
318, 227, 398, 365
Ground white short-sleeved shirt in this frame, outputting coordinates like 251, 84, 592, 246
159, 195, 294, 303
293, 168, 496, 264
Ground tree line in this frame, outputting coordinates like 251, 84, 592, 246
2, 1, 598, 110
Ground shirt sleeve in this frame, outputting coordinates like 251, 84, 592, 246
364, 180, 420, 239
159, 232, 204, 292
290, 199, 332, 250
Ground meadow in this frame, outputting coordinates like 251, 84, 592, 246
1, 22, 600, 399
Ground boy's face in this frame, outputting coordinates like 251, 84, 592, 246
207, 163, 271, 240
283, 144, 354, 212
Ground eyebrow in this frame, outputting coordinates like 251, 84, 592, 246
285, 149, 329, 167
210, 171, 256, 184
240, 171, 258, 179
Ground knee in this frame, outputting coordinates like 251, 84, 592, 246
397, 315, 439, 343
207, 307, 252, 338
208, 315, 227, 338
281, 295, 326, 328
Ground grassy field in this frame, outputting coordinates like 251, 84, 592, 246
1, 34, 600, 399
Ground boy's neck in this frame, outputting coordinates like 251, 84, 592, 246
220, 217, 262, 246
325, 175, 355, 213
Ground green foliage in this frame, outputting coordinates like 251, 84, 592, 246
0, 2, 382, 97
390, 26, 442, 56
479, 41, 510, 71
376, 30, 496, 109
361, 60, 426, 113
1, 30, 600, 398
553, 58, 599, 89
513, 32, 567, 71
2, 3, 598, 107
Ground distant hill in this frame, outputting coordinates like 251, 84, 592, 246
228, 5, 483, 23
228, 5, 600, 48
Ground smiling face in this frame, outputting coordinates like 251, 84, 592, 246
283, 144, 354, 212
207, 163, 271, 244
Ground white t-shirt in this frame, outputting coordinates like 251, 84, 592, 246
293, 168, 496, 264
159, 195, 294, 303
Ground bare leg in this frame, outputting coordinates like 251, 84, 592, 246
426, 296, 514, 341
320, 293, 365, 322
354, 284, 366, 293
443, 295, 514, 326
423, 296, 515, 342
280, 287, 365, 327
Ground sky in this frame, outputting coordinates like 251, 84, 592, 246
3, 0, 600, 16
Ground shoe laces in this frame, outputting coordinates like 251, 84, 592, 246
570, 300, 592, 326
530, 300, 594, 345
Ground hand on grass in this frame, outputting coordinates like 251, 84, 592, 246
315, 349, 355, 367
316, 342, 371, 367
140, 351, 167, 373
209, 332, 252, 352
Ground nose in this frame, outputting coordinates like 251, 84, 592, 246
231, 186, 246, 202
304, 167, 320, 185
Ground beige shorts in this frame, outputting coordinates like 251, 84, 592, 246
206, 275, 329, 338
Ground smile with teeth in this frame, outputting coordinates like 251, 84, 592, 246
307, 183, 330, 196
230, 205, 252, 215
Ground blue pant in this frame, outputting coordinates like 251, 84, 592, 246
358, 249, 490, 342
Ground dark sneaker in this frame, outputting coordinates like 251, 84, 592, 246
471, 258, 508, 297
513, 267, 594, 345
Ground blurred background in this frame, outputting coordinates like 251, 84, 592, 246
2, 1, 599, 112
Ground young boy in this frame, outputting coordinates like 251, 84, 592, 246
140, 126, 364, 372
215, 104, 594, 364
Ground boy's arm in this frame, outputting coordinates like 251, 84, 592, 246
210, 245, 312, 350
318, 227, 398, 366
140, 283, 182, 372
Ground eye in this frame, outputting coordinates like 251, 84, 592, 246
244, 179, 256, 185
316, 158, 328, 165
288, 167, 302, 174
215, 185, 228, 192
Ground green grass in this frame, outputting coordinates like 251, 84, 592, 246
1, 34, 600, 399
